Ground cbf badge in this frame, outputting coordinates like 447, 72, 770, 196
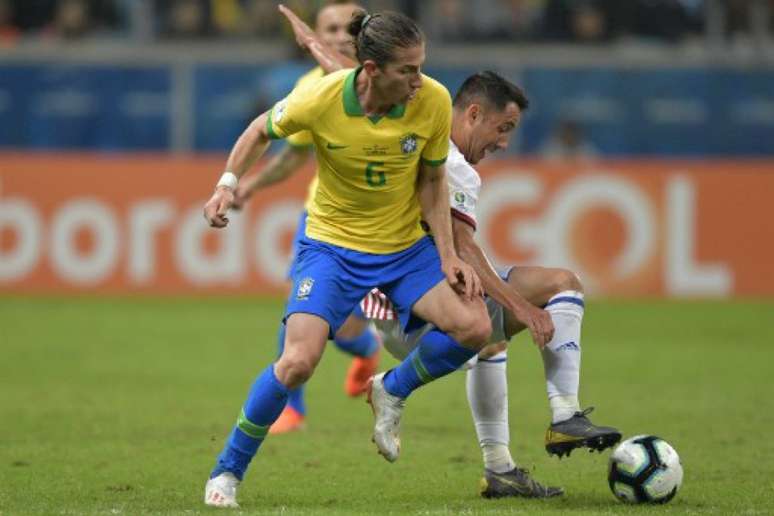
296, 277, 314, 300
400, 133, 418, 154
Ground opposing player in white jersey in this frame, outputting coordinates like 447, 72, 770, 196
363, 71, 621, 497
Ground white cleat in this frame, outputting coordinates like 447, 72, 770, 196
204, 472, 240, 508
367, 372, 405, 463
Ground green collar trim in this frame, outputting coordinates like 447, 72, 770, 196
342, 67, 406, 121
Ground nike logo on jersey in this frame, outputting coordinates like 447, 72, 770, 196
326, 143, 349, 150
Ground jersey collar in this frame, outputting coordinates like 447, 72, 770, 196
343, 67, 406, 121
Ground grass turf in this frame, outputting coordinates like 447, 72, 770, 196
1, 297, 773, 515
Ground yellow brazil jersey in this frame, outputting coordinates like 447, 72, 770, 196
285, 66, 324, 211
266, 67, 452, 254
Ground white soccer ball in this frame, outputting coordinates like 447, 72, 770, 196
608, 435, 683, 504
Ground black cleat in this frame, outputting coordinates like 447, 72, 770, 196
479, 467, 564, 499
545, 407, 621, 458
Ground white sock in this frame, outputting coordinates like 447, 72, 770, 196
541, 290, 584, 424
466, 351, 515, 473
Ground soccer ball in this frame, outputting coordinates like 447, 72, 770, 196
608, 435, 683, 504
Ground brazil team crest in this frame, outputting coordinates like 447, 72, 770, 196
399, 133, 418, 154
296, 277, 314, 300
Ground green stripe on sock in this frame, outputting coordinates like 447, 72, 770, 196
411, 352, 434, 384
237, 409, 269, 440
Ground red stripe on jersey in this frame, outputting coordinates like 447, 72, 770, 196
361, 288, 396, 321
451, 208, 477, 230
362, 294, 370, 318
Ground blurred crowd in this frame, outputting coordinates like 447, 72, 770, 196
0, 0, 772, 45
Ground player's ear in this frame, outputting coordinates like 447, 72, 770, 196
362, 60, 379, 77
467, 103, 480, 123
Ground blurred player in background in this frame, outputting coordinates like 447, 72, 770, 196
202, 9, 506, 508
231, 0, 380, 436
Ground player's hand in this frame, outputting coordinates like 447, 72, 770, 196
512, 302, 554, 349
203, 186, 234, 228
230, 185, 250, 211
442, 256, 483, 301
279, 4, 317, 51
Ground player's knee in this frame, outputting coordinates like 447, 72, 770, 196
554, 268, 584, 293
276, 354, 317, 388
455, 313, 491, 348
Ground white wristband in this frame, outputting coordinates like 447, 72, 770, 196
216, 171, 238, 190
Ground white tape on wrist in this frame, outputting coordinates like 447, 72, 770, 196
216, 171, 238, 190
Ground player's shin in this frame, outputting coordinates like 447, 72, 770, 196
276, 323, 306, 415
383, 329, 477, 399
466, 351, 515, 474
541, 291, 584, 423
211, 364, 289, 480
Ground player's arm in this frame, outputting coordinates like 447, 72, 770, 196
417, 162, 482, 299
232, 145, 312, 209
279, 4, 357, 72
205, 79, 313, 226
452, 218, 554, 348
203, 111, 274, 227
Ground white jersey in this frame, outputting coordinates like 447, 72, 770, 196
447, 140, 482, 231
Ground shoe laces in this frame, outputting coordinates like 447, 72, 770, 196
511, 467, 550, 493
573, 406, 595, 420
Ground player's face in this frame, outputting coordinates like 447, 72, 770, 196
374, 43, 425, 106
466, 101, 521, 164
316, 4, 359, 60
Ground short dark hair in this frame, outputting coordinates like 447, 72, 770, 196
453, 71, 529, 112
347, 11, 424, 68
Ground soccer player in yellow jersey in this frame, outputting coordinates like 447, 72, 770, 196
232, 9, 618, 501
202, 11, 511, 507
231, 1, 380, 436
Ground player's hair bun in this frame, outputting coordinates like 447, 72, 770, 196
347, 10, 369, 38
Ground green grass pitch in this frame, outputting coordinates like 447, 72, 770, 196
1, 297, 773, 515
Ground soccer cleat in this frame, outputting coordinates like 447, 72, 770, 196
204, 472, 240, 508
480, 467, 565, 499
545, 407, 622, 458
344, 348, 380, 397
268, 406, 306, 435
366, 372, 405, 462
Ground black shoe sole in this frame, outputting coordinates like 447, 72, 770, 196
546, 431, 622, 458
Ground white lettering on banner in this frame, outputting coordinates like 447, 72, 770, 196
50, 199, 119, 285
475, 172, 543, 266
0, 173, 737, 295
0, 198, 42, 280
254, 200, 305, 284
174, 204, 245, 285
479, 173, 656, 292
665, 175, 732, 296
542, 174, 656, 280
128, 200, 174, 284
